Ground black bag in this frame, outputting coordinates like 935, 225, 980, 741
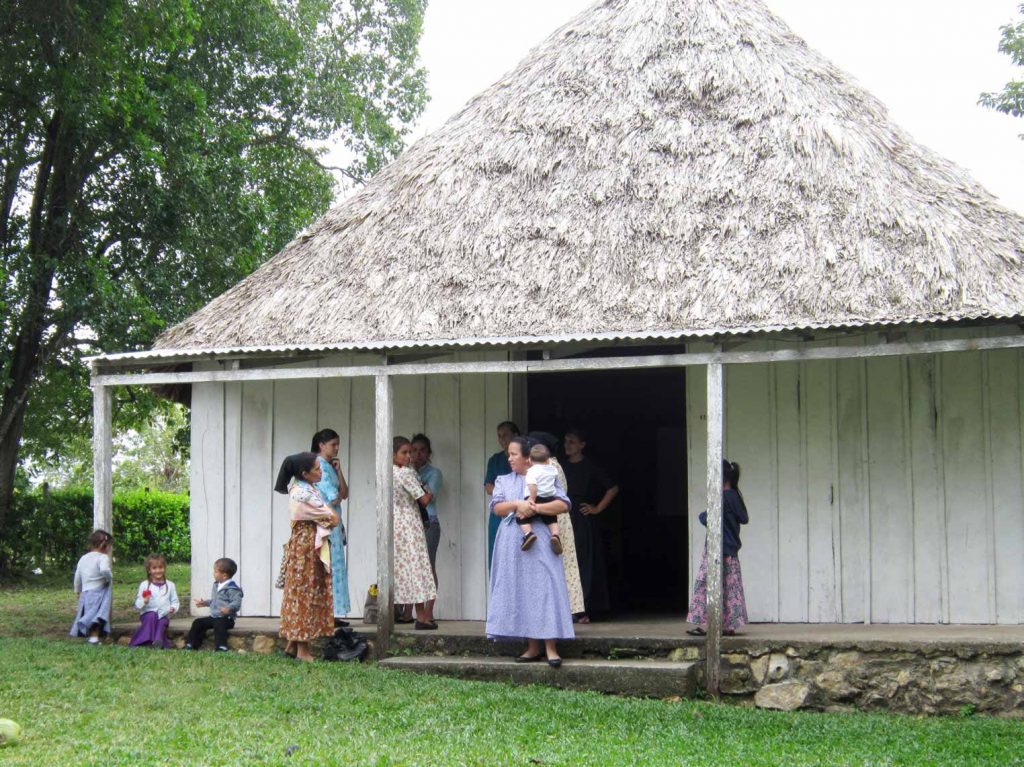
323, 627, 368, 662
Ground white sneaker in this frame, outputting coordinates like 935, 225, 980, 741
87, 637, 100, 645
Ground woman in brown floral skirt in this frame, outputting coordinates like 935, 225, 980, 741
275, 452, 339, 661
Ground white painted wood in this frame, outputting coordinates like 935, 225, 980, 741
774, 360, 808, 622
92, 332, 1024, 387
989, 346, 1024, 623
905, 342, 945, 624
458, 353, 489, 620
425, 373, 461, 620
705, 362, 724, 697
393, 375, 425, 441
722, 350, 776, 622
685, 343, 710, 594
346, 377, 377, 619
805, 357, 838, 622
189, 375, 224, 615
375, 373, 395, 654
223, 383, 242, 565
941, 341, 990, 623
865, 354, 912, 622
91, 384, 112, 532
238, 381, 274, 616
270, 371, 318, 615
939, 338, 992, 623
483, 357, 510, 591
835, 340, 867, 623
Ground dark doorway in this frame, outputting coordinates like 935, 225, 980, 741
526, 352, 688, 614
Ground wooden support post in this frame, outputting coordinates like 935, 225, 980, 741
375, 372, 395, 657
92, 383, 113, 532
705, 362, 724, 698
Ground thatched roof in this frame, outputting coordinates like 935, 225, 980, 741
155, 0, 1024, 354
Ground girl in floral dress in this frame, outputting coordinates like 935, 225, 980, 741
392, 437, 437, 629
686, 459, 749, 636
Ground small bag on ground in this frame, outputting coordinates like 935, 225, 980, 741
363, 583, 379, 624
323, 627, 368, 662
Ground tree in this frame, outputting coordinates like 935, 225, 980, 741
980, 3, 1024, 130
0, 0, 427, 527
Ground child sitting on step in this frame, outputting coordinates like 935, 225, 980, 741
130, 553, 180, 649
185, 558, 243, 652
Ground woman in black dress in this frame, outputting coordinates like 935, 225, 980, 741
561, 427, 619, 622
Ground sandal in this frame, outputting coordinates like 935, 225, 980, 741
686, 627, 706, 636
573, 614, 590, 624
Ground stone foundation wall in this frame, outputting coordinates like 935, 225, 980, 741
702, 642, 1024, 717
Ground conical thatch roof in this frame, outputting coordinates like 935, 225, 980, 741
156, 0, 1024, 354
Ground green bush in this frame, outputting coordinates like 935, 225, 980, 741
0, 488, 190, 573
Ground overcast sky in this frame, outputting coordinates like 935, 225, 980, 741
407, 0, 1024, 212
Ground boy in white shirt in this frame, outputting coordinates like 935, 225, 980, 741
520, 443, 562, 555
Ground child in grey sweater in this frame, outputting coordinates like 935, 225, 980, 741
185, 558, 244, 651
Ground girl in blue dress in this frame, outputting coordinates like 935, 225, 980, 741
311, 428, 351, 625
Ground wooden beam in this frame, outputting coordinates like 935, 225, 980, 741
374, 373, 395, 658
91, 333, 1024, 388
705, 363, 724, 698
92, 383, 113, 532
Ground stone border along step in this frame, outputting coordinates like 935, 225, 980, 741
378, 656, 699, 699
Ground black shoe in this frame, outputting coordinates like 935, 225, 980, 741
394, 616, 415, 624
414, 621, 438, 631
334, 618, 350, 628
686, 627, 706, 636
521, 532, 537, 551
547, 657, 563, 668
515, 654, 544, 663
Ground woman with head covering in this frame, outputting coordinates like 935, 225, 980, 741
275, 452, 339, 661
392, 436, 438, 629
686, 459, 749, 636
311, 428, 351, 626
562, 427, 619, 623
527, 431, 586, 619
486, 435, 574, 666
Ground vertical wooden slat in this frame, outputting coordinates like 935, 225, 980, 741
92, 383, 112, 532
705, 362, 724, 698
375, 373, 395, 656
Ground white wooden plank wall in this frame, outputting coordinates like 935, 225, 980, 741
189, 331, 1022, 623
191, 353, 507, 619
686, 327, 1024, 624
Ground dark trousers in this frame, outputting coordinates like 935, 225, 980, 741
187, 616, 235, 649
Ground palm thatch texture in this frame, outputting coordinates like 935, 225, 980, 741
157, 0, 1024, 353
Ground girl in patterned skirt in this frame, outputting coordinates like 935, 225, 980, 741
686, 459, 749, 636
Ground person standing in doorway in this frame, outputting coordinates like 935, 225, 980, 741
686, 459, 749, 636
485, 421, 520, 565
410, 433, 442, 621
311, 428, 351, 627
392, 437, 438, 629
562, 427, 618, 622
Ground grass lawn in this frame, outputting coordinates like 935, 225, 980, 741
2, 566, 1024, 766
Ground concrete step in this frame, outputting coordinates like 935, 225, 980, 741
379, 655, 698, 698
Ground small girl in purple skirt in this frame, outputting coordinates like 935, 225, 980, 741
129, 553, 180, 649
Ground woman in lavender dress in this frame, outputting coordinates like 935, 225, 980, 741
485, 436, 574, 666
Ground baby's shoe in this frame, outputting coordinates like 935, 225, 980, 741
550, 535, 563, 555
215, 646, 229, 652
521, 532, 537, 551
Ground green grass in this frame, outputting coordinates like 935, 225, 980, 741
2, 567, 1024, 765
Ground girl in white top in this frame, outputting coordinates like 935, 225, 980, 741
520, 443, 562, 555
70, 530, 114, 644
129, 553, 180, 649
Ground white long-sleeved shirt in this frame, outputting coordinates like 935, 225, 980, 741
134, 579, 180, 619
73, 551, 112, 593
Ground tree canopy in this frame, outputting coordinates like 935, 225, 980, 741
980, 3, 1024, 129
0, 0, 427, 522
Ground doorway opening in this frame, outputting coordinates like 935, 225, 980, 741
526, 350, 688, 615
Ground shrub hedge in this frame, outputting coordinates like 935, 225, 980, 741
0, 489, 190, 573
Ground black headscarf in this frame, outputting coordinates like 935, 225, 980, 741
527, 431, 559, 453
274, 452, 318, 494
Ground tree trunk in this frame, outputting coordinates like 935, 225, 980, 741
0, 394, 28, 535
